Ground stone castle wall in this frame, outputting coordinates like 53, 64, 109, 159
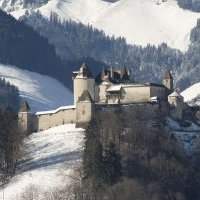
22, 101, 94, 132
74, 78, 95, 104
18, 66, 175, 133
19, 99, 169, 133
34, 106, 76, 131
121, 86, 151, 103
95, 102, 166, 120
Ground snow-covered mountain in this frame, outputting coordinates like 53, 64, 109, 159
0, 124, 84, 200
0, 64, 73, 112
1, 0, 200, 51
181, 82, 200, 106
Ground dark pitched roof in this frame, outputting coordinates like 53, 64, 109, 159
78, 90, 93, 102
96, 67, 131, 84
121, 67, 130, 82
19, 101, 30, 112
145, 82, 165, 88
164, 70, 173, 79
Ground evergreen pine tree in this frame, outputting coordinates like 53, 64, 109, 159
103, 142, 122, 185
83, 118, 105, 184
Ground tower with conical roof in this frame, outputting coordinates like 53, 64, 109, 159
168, 90, 185, 120
73, 63, 95, 104
121, 67, 130, 83
18, 101, 32, 134
76, 90, 94, 127
163, 70, 173, 92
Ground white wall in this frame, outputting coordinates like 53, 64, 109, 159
121, 86, 150, 103
74, 78, 95, 104
36, 108, 76, 131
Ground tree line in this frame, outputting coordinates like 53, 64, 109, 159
177, 0, 200, 12
22, 11, 200, 90
0, 109, 25, 184
0, 78, 20, 111
0, 10, 73, 87
22, 11, 185, 88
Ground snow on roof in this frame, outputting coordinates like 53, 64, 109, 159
107, 85, 122, 92
169, 91, 183, 98
181, 82, 200, 103
101, 80, 112, 85
106, 83, 164, 92
72, 71, 79, 74
36, 105, 76, 115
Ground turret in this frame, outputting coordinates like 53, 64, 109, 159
76, 90, 94, 128
18, 101, 32, 134
168, 90, 185, 120
163, 70, 173, 92
73, 63, 95, 104
121, 67, 130, 83
99, 69, 112, 103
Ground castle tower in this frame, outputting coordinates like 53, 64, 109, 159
73, 63, 95, 104
76, 90, 94, 128
168, 91, 185, 120
163, 70, 173, 92
99, 69, 112, 103
18, 101, 32, 134
121, 67, 130, 82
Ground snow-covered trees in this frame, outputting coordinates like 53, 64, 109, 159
177, 0, 200, 12
22, 12, 182, 86
0, 10, 71, 87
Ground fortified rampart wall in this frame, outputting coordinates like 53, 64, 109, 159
18, 99, 169, 134
93, 102, 168, 150
18, 65, 176, 134
95, 102, 167, 120
33, 105, 76, 132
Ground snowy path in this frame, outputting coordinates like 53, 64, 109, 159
0, 124, 84, 200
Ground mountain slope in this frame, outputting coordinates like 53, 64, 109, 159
0, 124, 84, 200
0, 64, 73, 112
0, 9, 74, 88
2, 0, 200, 51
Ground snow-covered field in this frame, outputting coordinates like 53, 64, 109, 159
0, 124, 84, 200
2, 0, 200, 51
181, 82, 200, 105
0, 64, 73, 112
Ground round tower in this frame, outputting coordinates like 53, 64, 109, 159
163, 70, 173, 92
73, 63, 95, 104
168, 91, 184, 120
76, 90, 94, 128
18, 101, 32, 134
99, 69, 112, 103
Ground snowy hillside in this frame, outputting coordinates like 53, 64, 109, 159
0, 124, 84, 200
1, 0, 200, 51
167, 117, 200, 154
0, 64, 73, 112
181, 82, 200, 105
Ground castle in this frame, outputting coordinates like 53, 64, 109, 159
18, 63, 186, 133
